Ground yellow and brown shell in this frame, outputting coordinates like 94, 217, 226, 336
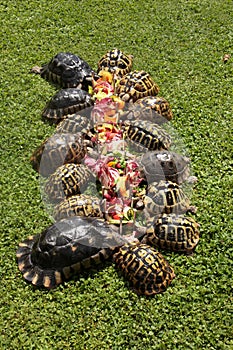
113, 242, 175, 295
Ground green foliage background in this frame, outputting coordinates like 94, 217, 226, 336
0, 0, 232, 349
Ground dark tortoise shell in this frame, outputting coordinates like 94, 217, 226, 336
31, 52, 98, 90
42, 88, 94, 124
137, 150, 193, 185
16, 217, 127, 289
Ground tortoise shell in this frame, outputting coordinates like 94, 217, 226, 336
119, 105, 168, 126
56, 113, 93, 134
115, 70, 160, 102
31, 52, 99, 90
97, 48, 133, 77
137, 150, 192, 185
16, 217, 127, 289
123, 120, 171, 151
30, 133, 93, 177
135, 96, 173, 121
53, 194, 103, 221
113, 242, 175, 295
145, 213, 200, 255
44, 163, 93, 203
42, 88, 94, 124
144, 180, 195, 218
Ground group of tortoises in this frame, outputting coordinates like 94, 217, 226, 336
16, 48, 200, 296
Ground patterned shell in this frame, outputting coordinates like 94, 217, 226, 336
135, 96, 173, 121
56, 113, 93, 134
119, 106, 167, 127
144, 180, 193, 217
116, 70, 160, 102
97, 48, 133, 77
44, 163, 93, 203
123, 120, 171, 151
30, 133, 93, 177
113, 242, 175, 295
31, 52, 98, 90
42, 88, 94, 124
16, 217, 127, 289
145, 213, 200, 255
53, 194, 103, 221
137, 150, 191, 185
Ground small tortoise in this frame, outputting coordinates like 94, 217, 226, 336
30, 133, 93, 177
42, 88, 94, 124
113, 242, 175, 295
119, 104, 168, 126
137, 150, 195, 185
134, 96, 173, 121
55, 113, 93, 134
53, 194, 103, 221
115, 70, 160, 102
144, 213, 200, 256
97, 48, 133, 77
144, 180, 196, 218
123, 119, 171, 151
44, 163, 93, 203
31, 52, 99, 90
16, 217, 128, 289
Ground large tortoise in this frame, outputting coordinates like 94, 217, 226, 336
16, 216, 176, 295
31, 52, 99, 90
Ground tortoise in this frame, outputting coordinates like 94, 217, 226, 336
16, 216, 175, 294
55, 113, 93, 134
136, 150, 196, 185
119, 104, 168, 126
30, 133, 93, 177
144, 180, 197, 218
115, 70, 160, 102
53, 194, 103, 221
31, 52, 99, 90
16, 216, 129, 289
123, 119, 171, 151
144, 213, 200, 256
134, 96, 173, 121
42, 88, 94, 124
97, 48, 133, 77
113, 242, 175, 295
44, 163, 93, 203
